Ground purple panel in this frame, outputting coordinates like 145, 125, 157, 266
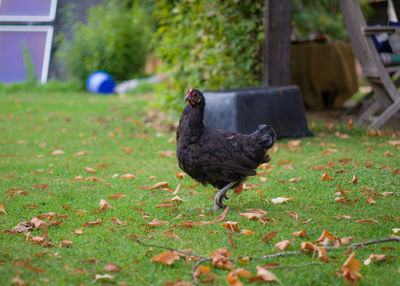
0, 0, 53, 17
0, 31, 46, 83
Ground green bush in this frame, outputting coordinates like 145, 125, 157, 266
57, 1, 150, 88
154, 0, 265, 115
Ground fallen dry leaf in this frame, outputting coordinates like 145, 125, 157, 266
316, 229, 339, 247
60, 240, 72, 247
69, 268, 87, 275
211, 248, 234, 270
158, 151, 175, 157
171, 195, 183, 203
321, 171, 334, 181
164, 230, 180, 240
140, 181, 169, 190
226, 268, 251, 286
356, 218, 379, 224
94, 274, 114, 281
0, 203, 6, 214
73, 228, 83, 235
120, 174, 135, 179
349, 175, 358, 185
51, 149, 64, 155
239, 212, 264, 220
74, 150, 89, 156
109, 217, 127, 225
175, 172, 187, 178
108, 192, 126, 199
82, 219, 102, 227
262, 231, 279, 242
11, 276, 25, 286
292, 229, 307, 238
340, 236, 355, 245
99, 199, 112, 213
241, 229, 256, 236
286, 211, 298, 221
363, 253, 388, 265
254, 266, 277, 282
275, 240, 291, 250
339, 251, 361, 285
186, 206, 229, 226
193, 265, 217, 282
271, 196, 294, 204
222, 221, 239, 232
104, 262, 121, 272
149, 218, 169, 228
84, 166, 96, 173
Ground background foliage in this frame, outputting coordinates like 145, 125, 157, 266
154, 0, 265, 115
57, 0, 150, 88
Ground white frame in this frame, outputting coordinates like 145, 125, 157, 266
0, 25, 54, 84
0, 0, 57, 22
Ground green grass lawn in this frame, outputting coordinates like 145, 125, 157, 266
0, 90, 399, 285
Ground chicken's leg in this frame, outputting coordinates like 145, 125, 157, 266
214, 181, 237, 210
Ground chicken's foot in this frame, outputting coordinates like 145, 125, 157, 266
214, 181, 237, 210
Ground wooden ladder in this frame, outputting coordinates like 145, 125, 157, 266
339, 0, 400, 129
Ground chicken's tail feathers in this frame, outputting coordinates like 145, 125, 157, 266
256, 124, 276, 150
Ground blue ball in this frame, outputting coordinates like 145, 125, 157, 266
86, 71, 115, 94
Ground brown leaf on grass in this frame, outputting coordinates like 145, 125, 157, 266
60, 240, 73, 247
74, 150, 89, 156
245, 208, 267, 215
12, 222, 34, 233
212, 248, 234, 270
69, 268, 87, 275
73, 228, 83, 235
11, 276, 25, 286
158, 151, 175, 157
311, 161, 335, 171
349, 175, 359, 185
289, 176, 302, 182
140, 181, 169, 190
120, 173, 135, 179
31, 217, 47, 229
300, 242, 330, 262
84, 166, 96, 173
51, 149, 64, 155
292, 229, 307, 238
339, 251, 362, 285
253, 266, 277, 282
363, 254, 388, 266
186, 206, 230, 226
86, 176, 102, 182
222, 221, 239, 232
321, 171, 334, 181
286, 211, 298, 221
171, 195, 183, 203
239, 212, 264, 220
108, 192, 126, 199
104, 262, 121, 272
388, 140, 400, 146
316, 229, 340, 247
271, 196, 294, 204
356, 218, 379, 224
94, 274, 114, 281
384, 150, 394, 157
241, 229, 256, 236
335, 215, 352, 220
23, 204, 39, 209
151, 251, 180, 265
366, 197, 376, 204
165, 280, 193, 286
81, 258, 97, 264
164, 230, 180, 240
0, 203, 6, 214
73, 175, 85, 181
262, 231, 279, 242
275, 240, 291, 250
337, 184, 352, 195
98, 199, 112, 213
109, 217, 127, 225
175, 172, 187, 178
226, 268, 251, 286
149, 218, 169, 228
193, 265, 217, 282
82, 219, 102, 227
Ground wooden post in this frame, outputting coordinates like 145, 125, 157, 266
263, 0, 291, 86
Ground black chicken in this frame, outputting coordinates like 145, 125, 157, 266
176, 88, 277, 209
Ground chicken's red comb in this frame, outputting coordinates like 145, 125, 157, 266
187, 88, 193, 96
